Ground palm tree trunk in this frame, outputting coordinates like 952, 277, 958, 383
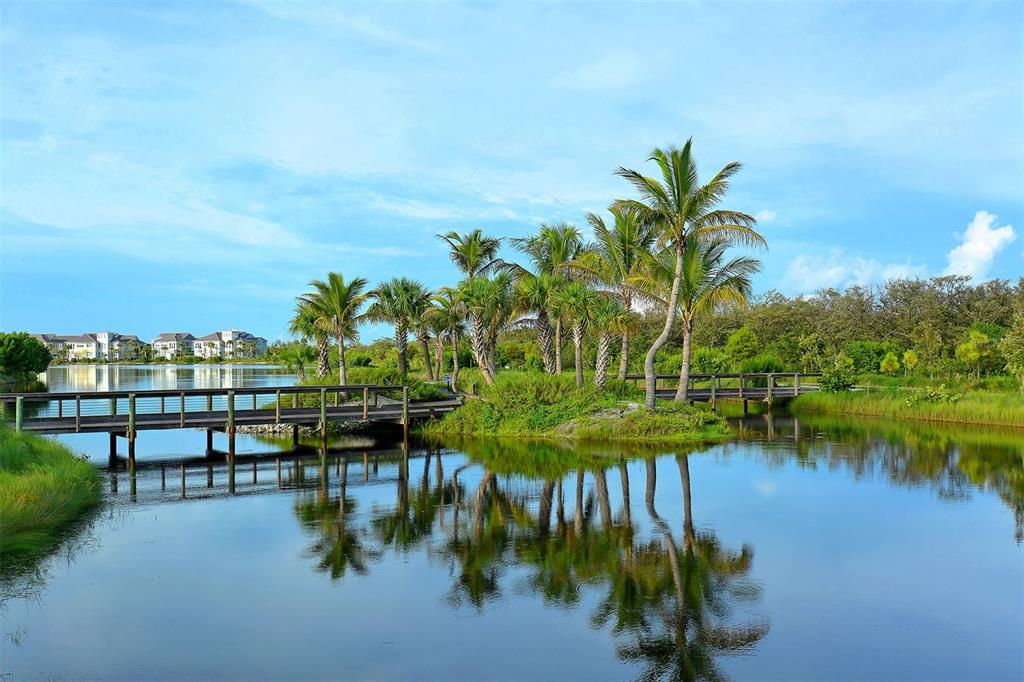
618, 329, 629, 380
594, 469, 612, 529
618, 461, 631, 529
451, 333, 461, 388
573, 321, 584, 388
337, 334, 348, 386
673, 319, 693, 402
419, 333, 434, 381
595, 331, 612, 390
574, 470, 585, 536
433, 335, 444, 382
539, 481, 554, 535
469, 314, 495, 385
316, 335, 330, 378
395, 324, 408, 375
537, 309, 556, 374
643, 243, 684, 410
554, 318, 563, 374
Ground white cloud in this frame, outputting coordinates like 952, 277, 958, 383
944, 210, 1016, 280
550, 51, 647, 91
782, 250, 927, 294
755, 209, 777, 223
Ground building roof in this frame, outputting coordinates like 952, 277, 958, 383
153, 332, 195, 343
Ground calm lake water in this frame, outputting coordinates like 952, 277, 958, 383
2, 365, 1022, 680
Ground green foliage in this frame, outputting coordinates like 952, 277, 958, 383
300, 366, 444, 401
0, 332, 52, 377
844, 340, 901, 374
0, 427, 101, 569
880, 351, 900, 376
999, 304, 1024, 395
724, 327, 759, 365
819, 354, 857, 393
421, 372, 724, 443
792, 387, 1024, 428
902, 349, 920, 376
955, 329, 999, 378
904, 385, 961, 406
691, 346, 730, 374
737, 353, 785, 374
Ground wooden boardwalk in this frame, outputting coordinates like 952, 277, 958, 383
0, 384, 460, 466
624, 372, 821, 411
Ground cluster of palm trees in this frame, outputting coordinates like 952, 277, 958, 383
289, 139, 765, 411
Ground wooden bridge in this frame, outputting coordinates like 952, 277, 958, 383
0, 384, 460, 467
624, 372, 821, 412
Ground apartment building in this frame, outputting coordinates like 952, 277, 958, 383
30, 332, 148, 361
193, 330, 268, 359
151, 332, 196, 360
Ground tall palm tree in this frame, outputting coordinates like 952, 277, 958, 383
457, 273, 514, 385
509, 222, 588, 374
437, 229, 503, 280
634, 238, 760, 401
410, 297, 437, 381
551, 281, 599, 387
300, 272, 369, 385
591, 298, 628, 390
290, 300, 331, 378
570, 206, 657, 380
367, 277, 431, 376
513, 273, 557, 373
428, 287, 466, 388
615, 139, 765, 409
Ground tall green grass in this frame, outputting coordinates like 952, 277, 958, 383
791, 389, 1024, 428
0, 427, 101, 569
419, 372, 728, 443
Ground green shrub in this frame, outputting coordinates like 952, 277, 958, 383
819, 354, 857, 393
725, 327, 760, 365
691, 347, 730, 374
0, 332, 52, 377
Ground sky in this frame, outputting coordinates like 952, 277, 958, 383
1, 0, 1022, 343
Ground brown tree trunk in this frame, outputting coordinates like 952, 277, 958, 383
337, 334, 348, 386
573, 321, 584, 388
643, 243, 684, 410
677, 454, 695, 545
618, 329, 630, 381
433, 335, 444, 382
395, 324, 408, 375
316, 335, 331, 378
574, 469, 585, 536
419, 333, 434, 381
554, 318, 563, 374
674, 319, 693, 402
595, 331, 612, 390
469, 314, 494, 385
451, 333, 461, 389
594, 469, 612, 529
537, 309, 556, 374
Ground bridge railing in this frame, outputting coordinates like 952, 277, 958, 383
0, 384, 422, 432
623, 372, 822, 395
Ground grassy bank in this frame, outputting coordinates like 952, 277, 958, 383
791, 388, 1024, 429
419, 372, 728, 444
0, 427, 101, 569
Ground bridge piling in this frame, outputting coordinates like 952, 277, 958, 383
402, 386, 410, 439
227, 390, 235, 460
109, 432, 117, 458
127, 394, 136, 470
206, 429, 213, 455
292, 424, 299, 448
15, 396, 23, 433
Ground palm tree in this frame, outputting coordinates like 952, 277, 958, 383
410, 297, 437, 381
437, 229, 503, 279
367, 277, 430, 376
300, 272, 369, 385
615, 139, 764, 409
274, 342, 317, 381
290, 300, 331, 378
551, 281, 598, 387
570, 206, 657, 379
509, 222, 588, 373
513, 273, 557, 373
634, 238, 760, 401
457, 273, 514, 385
591, 298, 628, 390
429, 287, 466, 388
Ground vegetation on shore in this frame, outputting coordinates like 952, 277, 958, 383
418, 373, 728, 443
0, 427, 101, 570
791, 387, 1024, 429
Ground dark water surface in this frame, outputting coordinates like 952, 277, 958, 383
1, 366, 1021, 680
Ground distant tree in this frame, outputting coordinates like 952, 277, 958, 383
880, 351, 900, 376
291, 300, 331, 378
955, 329, 995, 380
367, 277, 431, 376
301, 272, 370, 385
551, 281, 599, 388
914, 321, 943, 380
999, 303, 1024, 396
691, 347, 730, 375
725, 327, 760, 366
902, 349, 920, 380
0, 333, 52, 376
590, 298, 628, 390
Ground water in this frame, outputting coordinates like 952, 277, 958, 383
2, 366, 1022, 680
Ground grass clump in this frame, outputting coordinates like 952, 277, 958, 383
0, 427, 101, 569
420, 372, 728, 444
791, 388, 1024, 429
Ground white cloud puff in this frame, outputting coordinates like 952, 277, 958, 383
782, 250, 927, 294
755, 209, 777, 223
944, 210, 1016, 279
550, 51, 647, 91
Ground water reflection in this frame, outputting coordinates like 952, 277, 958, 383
43, 363, 292, 393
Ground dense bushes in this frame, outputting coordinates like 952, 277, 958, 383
0, 332, 51, 378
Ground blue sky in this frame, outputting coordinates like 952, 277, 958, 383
1, 1, 1022, 342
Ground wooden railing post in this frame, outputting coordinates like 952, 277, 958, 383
110, 397, 116, 416
15, 396, 23, 433
710, 375, 717, 412
362, 387, 369, 419
320, 387, 327, 437
402, 386, 410, 439
180, 391, 186, 427
227, 390, 235, 459
128, 394, 137, 469
275, 389, 281, 422
767, 374, 774, 406
75, 395, 81, 432
794, 373, 801, 394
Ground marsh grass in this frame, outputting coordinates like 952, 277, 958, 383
420, 372, 728, 443
0, 427, 101, 569
791, 388, 1024, 428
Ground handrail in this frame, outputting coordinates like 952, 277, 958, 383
623, 372, 821, 381
0, 383, 402, 401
